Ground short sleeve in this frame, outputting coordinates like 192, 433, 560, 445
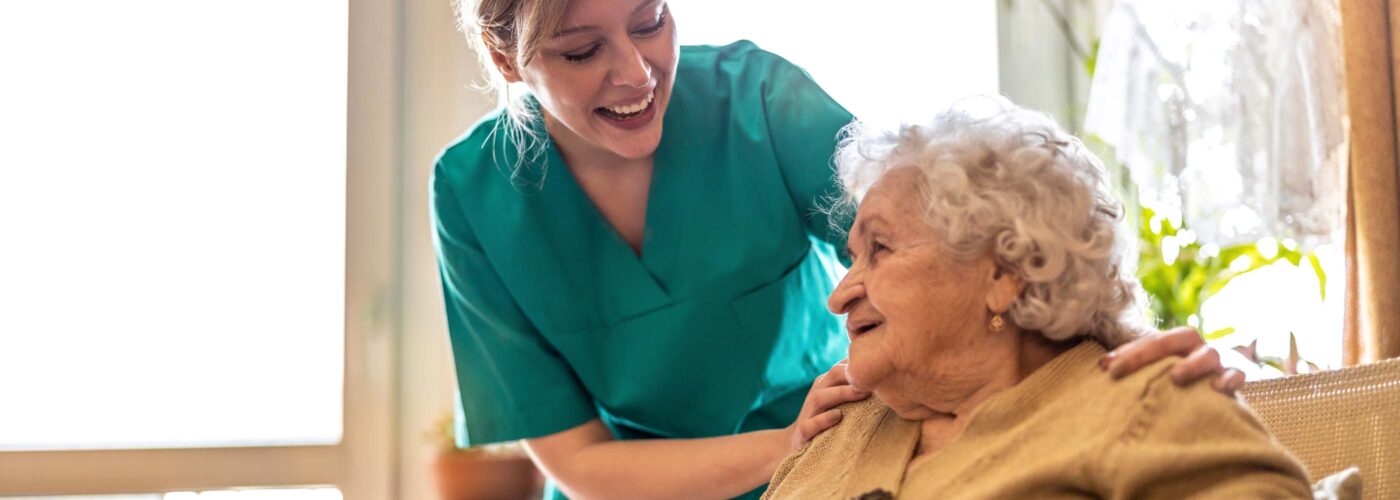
431, 164, 596, 446
762, 57, 857, 265
1101, 377, 1313, 499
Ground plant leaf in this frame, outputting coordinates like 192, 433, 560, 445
1232, 339, 1259, 363
1204, 327, 1237, 340
1308, 253, 1327, 301
1285, 332, 1300, 375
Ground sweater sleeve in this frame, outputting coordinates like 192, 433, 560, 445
1100, 375, 1313, 499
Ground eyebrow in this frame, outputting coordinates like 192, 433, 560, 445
845, 215, 891, 256
554, 0, 663, 38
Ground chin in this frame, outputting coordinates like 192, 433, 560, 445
593, 92, 669, 160
844, 355, 883, 393
612, 137, 662, 160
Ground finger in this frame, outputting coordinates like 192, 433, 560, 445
806, 385, 870, 415
1168, 345, 1222, 386
1211, 368, 1247, 396
813, 363, 850, 389
798, 408, 844, 442
1106, 327, 1204, 379
1162, 326, 1206, 351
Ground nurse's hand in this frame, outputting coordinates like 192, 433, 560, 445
785, 362, 871, 452
1102, 326, 1246, 395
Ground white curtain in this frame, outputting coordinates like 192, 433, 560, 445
1084, 0, 1347, 248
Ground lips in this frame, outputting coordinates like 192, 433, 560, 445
596, 91, 655, 120
847, 318, 884, 339
593, 89, 660, 131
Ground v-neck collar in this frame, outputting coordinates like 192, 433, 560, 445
526, 95, 674, 301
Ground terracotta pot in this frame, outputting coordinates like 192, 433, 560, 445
429, 451, 545, 500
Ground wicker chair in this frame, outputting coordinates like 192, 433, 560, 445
1241, 357, 1400, 500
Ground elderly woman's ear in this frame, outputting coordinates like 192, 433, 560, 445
983, 264, 1025, 319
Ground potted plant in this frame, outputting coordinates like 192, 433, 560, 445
426, 411, 545, 500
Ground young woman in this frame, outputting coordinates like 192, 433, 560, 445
431, 0, 1242, 497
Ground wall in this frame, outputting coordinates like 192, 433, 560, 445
398, 1, 496, 498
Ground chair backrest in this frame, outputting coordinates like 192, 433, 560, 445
1241, 357, 1400, 500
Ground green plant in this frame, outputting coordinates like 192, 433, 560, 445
1026, 0, 1334, 376
1135, 205, 1325, 335
1135, 205, 1330, 376
1232, 333, 1322, 376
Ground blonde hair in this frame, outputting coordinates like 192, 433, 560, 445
454, 0, 569, 183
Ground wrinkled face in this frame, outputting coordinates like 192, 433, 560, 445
503, 0, 678, 161
827, 169, 1002, 417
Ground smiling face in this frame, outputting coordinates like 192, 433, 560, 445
490, 0, 679, 163
827, 169, 1020, 418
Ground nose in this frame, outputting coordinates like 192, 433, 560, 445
608, 41, 652, 89
827, 269, 865, 315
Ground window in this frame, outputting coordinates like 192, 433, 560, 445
671, 0, 1000, 124
4, 488, 341, 500
0, 0, 346, 452
1084, 0, 1348, 378
0, 1, 395, 496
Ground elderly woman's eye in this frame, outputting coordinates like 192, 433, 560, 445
872, 242, 890, 254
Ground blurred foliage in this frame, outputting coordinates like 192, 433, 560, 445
1136, 205, 1325, 335
1021, 0, 1334, 375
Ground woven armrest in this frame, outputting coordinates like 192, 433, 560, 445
1241, 357, 1400, 500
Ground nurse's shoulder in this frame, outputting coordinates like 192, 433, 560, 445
675, 39, 812, 100
432, 108, 520, 193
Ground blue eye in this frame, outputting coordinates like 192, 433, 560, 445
563, 44, 601, 63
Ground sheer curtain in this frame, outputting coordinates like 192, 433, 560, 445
1084, 0, 1347, 248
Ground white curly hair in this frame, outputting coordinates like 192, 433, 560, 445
831, 98, 1144, 346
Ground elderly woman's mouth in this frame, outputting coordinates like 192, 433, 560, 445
848, 319, 884, 337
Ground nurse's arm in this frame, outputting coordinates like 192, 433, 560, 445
524, 419, 788, 499
523, 363, 864, 499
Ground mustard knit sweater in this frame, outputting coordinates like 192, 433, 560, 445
763, 341, 1312, 499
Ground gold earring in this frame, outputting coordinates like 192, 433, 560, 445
990, 313, 1005, 332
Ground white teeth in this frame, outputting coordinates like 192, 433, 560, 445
604, 92, 654, 115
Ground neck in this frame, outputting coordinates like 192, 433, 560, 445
911, 330, 1074, 460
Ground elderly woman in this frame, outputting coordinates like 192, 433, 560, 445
762, 103, 1312, 499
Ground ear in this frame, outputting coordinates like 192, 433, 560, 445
984, 261, 1025, 314
484, 35, 524, 83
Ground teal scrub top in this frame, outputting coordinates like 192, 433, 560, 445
431, 41, 854, 455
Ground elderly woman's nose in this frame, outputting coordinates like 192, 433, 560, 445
827, 274, 865, 314
608, 42, 652, 88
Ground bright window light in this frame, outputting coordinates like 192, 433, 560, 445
671, 0, 1000, 126
0, 1, 347, 450
1203, 243, 1346, 379
0, 488, 341, 500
